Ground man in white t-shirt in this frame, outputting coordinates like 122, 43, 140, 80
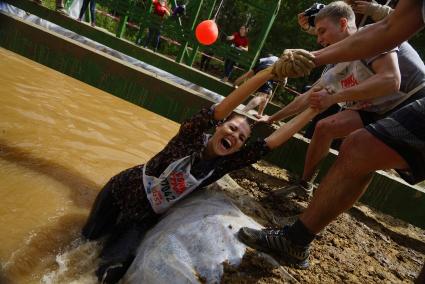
258, 1, 425, 197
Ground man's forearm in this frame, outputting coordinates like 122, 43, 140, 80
332, 74, 400, 104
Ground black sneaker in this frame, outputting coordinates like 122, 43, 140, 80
238, 226, 310, 269
272, 180, 314, 200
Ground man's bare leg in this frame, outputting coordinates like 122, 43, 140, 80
300, 128, 409, 234
257, 93, 270, 116
56, 0, 67, 14
238, 128, 409, 269
242, 93, 267, 113
302, 110, 364, 181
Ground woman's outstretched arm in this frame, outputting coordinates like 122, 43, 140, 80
214, 68, 273, 120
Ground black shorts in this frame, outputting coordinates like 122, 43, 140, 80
358, 91, 425, 126
257, 81, 273, 94
365, 96, 425, 184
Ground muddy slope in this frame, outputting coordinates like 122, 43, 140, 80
218, 161, 424, 283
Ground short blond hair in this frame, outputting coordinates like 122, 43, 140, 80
315, 1, 356, 30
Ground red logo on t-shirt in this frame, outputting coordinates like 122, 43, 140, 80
170, 172, 186, 194
340, 74, 358, 89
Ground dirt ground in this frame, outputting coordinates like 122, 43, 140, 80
218, 161, 425, 283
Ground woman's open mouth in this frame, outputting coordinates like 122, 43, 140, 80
220, 138, 232, 150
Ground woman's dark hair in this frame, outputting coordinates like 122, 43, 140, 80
224, 113, 254, 131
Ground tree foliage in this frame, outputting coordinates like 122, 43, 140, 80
46, 0, 425, 103
216, 0, 425, 102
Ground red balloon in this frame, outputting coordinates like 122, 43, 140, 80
195, 20, 218, 45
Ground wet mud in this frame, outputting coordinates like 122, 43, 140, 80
220, 161, 424, 283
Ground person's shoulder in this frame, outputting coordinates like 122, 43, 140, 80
397, 41, 425, 68
364, 47, 398, 66
398, 41, 417, 54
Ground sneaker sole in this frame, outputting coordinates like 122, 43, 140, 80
238, 229, 309, 270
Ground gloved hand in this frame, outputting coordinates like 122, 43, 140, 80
271, 49, 315, 81
352, 1, 393, 22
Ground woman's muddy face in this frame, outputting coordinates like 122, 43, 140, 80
210, 116, 251, 156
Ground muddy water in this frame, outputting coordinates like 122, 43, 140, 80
0, 47, 179, 283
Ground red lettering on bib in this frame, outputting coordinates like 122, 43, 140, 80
152, 188, 163, 205
170, 172, 187, 194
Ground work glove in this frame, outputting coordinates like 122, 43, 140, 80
271, 49, 315, 81
352, 1, 393, 22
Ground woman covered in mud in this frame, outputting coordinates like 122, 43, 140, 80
81, 50, 314, 283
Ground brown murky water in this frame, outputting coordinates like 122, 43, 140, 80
0, 47, 179, 283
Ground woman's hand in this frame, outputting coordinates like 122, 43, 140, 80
254, 114, 272, 124
235, 46, 248, 52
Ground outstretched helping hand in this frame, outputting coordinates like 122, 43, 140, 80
271, 49, 315, 81
254, 114, 272, 124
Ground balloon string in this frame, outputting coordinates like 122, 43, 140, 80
213, 0, 225, 20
